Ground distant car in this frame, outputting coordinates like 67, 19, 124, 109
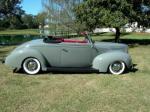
4, 33, 132, 75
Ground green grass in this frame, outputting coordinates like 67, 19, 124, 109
0, 29, 40, 35
121, 32, 150, 39
0, 34, 150, 112
92, 32, 150, 41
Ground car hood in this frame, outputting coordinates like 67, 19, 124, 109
95, 42, 128, 53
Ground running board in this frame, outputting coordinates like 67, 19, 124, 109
46, 67, 99, 73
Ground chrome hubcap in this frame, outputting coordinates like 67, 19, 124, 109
26, 60, 38, 71
111, 62, 123, 72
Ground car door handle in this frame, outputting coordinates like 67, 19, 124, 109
62, 49, 68, 52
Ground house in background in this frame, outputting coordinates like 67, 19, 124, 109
94, 22, 150, 33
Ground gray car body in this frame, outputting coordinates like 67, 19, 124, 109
5, 36, 132, 73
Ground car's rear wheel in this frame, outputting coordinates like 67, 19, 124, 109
109, 61, 125, 75
23, 58, 41, 75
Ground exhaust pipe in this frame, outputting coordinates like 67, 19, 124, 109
1, 59, 5, 64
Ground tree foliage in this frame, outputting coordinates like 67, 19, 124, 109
0, 0, 23, 16
74, 0, 150, 42
0, 0, 45, 29
22, 14, 39, 29
35, 12, 47, 26
0, 0, 24, 29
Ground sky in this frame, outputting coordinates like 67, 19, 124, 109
21, 0, 43, 15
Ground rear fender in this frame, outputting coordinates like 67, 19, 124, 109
5, 48, 47, 71
92, 51, 132, 72
21, 49, 48, 71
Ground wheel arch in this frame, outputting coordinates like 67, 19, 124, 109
17, 48, 48, 71
92, 51, 132, 73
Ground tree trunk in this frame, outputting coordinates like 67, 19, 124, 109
115, 27, 121, 43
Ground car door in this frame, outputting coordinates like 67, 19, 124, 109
39, 43, 61, 67
60, 43, 93, 67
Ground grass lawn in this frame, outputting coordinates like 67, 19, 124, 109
0, 34, 150, 112
92, 32, 150, 40
0, 29, 40, 35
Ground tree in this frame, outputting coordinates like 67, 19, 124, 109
0, 19, 10, 30
0, 0, 23, 16
74, 0, 150, 42
22, 14, 37, 29
35, 12, 47, 26
0, 0, 24, 29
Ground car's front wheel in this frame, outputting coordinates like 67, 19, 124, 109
23, 58, 41, 75
109, 61, 126, 75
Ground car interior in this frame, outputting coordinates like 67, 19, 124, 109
43, 36, 88, 44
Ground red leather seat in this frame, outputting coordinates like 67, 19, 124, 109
63, 39, 87, 43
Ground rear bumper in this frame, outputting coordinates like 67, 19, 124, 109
1, 58, 5, 64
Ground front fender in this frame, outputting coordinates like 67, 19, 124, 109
5, 48, 47, 71
92, 51, 132, 72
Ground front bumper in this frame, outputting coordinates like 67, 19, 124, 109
128, 57, 134, 71
130, 63, 133, 70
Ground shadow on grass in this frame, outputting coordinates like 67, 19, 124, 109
125, 64, 138, 74
44, 64, 138, 75
16, 65, 138, 75
16, 68, 109, 75
42, 70, 100, 75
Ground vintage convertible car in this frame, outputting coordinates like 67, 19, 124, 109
4, 33, 132, 75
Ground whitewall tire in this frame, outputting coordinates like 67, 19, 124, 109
23, 58, 41, 75
109, 61, 126, 75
